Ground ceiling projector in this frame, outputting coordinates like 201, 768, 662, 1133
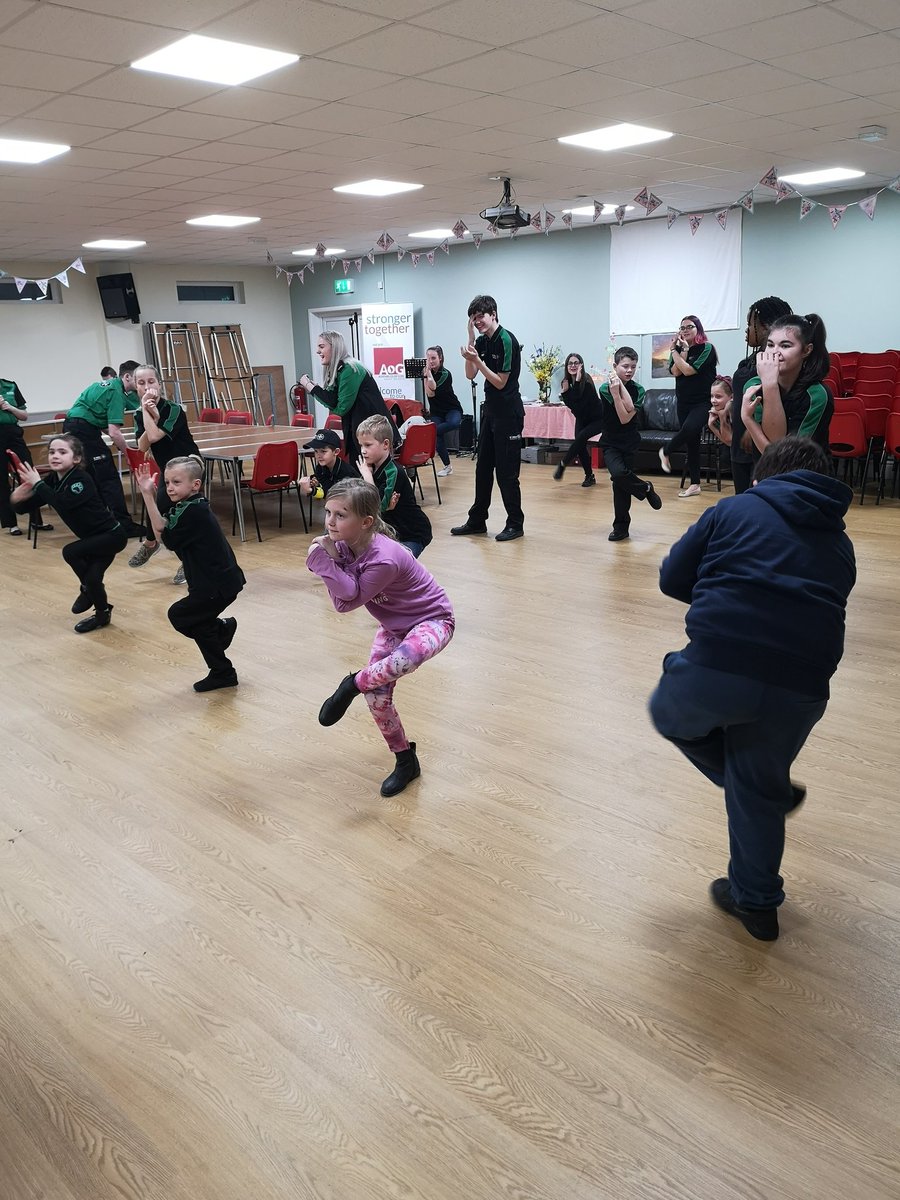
480, 177, 531, 229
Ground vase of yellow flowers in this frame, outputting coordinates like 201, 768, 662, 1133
527, 344, 561, 404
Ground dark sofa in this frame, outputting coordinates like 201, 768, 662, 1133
635, 390, 730, 482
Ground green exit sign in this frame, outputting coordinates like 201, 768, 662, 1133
334, 278, 355, 295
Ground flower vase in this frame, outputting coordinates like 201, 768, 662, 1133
539, 383, 551, 404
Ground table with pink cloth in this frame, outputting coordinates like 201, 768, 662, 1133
522, 403, 600, 444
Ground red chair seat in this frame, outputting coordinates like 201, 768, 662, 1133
396, 421, 441, 505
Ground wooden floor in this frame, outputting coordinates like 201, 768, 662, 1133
2, 459, 898, 1200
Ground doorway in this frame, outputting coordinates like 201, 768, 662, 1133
307, 305, 361, 426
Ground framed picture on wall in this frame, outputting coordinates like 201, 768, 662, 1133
651, 332, 677, 379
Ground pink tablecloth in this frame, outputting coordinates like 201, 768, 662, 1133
522, 404, 599, 442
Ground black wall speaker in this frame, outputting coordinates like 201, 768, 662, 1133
97, 272, 141, 323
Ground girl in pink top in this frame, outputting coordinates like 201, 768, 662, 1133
306, 478, 455, 797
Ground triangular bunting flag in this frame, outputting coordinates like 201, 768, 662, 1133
666, 207, 680, 229
14, 277, 28, 293
354, 258, 362, 272
775, 182, 795, 204
305, 262, 313, 275
614, 206, 626, 225
739, 190, 754, 214
829, 205, 847, 229
646, 192, 662, 215
451, 219, 468, 239
315, 243, 326, 257
859, 193, 878, 220
593, 200, 604, 223
330, 257, 337, 269
297, 269, 305, 284
275, 265, 283, 277
285, 272, 293, 285
472, 233, 483, 249
367, 249, 375, 264
888, 177, 900, 194
799, 198, 816, 220
57, 271, 69, 287
530, 210, 543, 232
265, 250, 274, 264
71, 257, 85, 274
376, 232, 387, 251
543, 210, 555, 233
633, 187, 650, 211
759, 165, 778, 189
716, 209, 729, 229
36, 279, 48, 295
397, 246, 407, 260
438, 239, 449, 254
509, 226, 519, 238
562, 212, 573, 230
426, 250, 435, 265
342, 260, 350, 275
487, 220, 499, 236
688, 214, 703, 236
410, 252, 420, 268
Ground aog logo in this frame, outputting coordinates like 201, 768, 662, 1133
373, 346, 404, 377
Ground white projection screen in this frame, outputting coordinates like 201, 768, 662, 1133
609, 210, 742, 334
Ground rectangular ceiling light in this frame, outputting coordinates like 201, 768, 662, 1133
778, 167, 864, 185
558, 123, 673, 151
334, 179, 423, 197
132, 35, 299, 87
82, 239, 147, 250
186, 214, 260, 227
563, 204, 636, 216
408, 228, 460, 238
0, 137, 69, 164
292, 247, 345, 255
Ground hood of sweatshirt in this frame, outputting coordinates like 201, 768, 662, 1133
749, 470, 851, 532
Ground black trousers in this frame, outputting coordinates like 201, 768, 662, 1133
168, 590, 238, 673
562, 418, 602, 476
62, 527, 128, 611
0, 424, 42, 528
468, 406, 524, 529
604, 443, 651, 533
63, 418, 144, 537
731, 457, 753, 495
664, 401, 708, 485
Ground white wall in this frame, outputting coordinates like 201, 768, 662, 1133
0, 261, 295, 414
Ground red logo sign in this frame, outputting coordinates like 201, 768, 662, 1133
373, 346, 404, 377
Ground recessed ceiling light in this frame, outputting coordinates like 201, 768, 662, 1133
186, 214, 261, 228
563, 204, 636, 217
0, 137, 69, 164
82, 239, 147, 250
334, 179, 423, 197
408, 228, 464, 239
778, 167, 864, 186
558, 123, 673, 152
131, 35, 298, 87
292, 247, 345, 256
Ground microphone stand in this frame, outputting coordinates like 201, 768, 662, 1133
470, 377, 480, 462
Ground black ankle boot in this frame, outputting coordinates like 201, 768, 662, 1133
553, 463, 565, 481
318, 672, 360, 726
74, 605, 113, 634
380, 743, 421, 797
72, 589, 92, 614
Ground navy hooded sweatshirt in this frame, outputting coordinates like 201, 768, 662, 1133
659, 471, 856, 698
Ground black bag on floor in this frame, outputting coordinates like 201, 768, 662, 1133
458, 413, 474, 450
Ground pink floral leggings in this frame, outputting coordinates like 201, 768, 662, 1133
354, 618, 455, 752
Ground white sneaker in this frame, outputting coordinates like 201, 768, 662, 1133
437, 464, 453, 477
658, 447, 672, 474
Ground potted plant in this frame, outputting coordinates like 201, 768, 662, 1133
527, 345, 561, 404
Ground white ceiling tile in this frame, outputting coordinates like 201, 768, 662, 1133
131, 111, 263, 140
503, 70, 643, 109
793, 97, 900, 129
665, 63, 802, 103
422, 50, 572, 91
175, 141, 281, 164
513, 12, 671, 67
75, 68, 223, 106
740, 82, 857, 117
184, 90, 324, 123
281, 102, 402, 136
0, 45, 109, 90
626, 0, 810, 35
87, 131, 209, 156
222, 124, 333, 150
249, 58, 402, 100
350, 77, 487, 116
0, 116, 117, 145
323, 0, 449, 17
772, 35, 900, 81
828, 62, 900, 96
203, 0, 388, 55
830, 0, 900, 30
614, 41, 751, 87
323, 24, 483, 73
411, 0, 599, 41
26, 95, 168, 129
439, 128, 540, 153
0, 7, 175, 62
433, 95, 559, 129
0, 84, 56, 117
65, 148, 157, 170
701, 8, 871, 59
48, 0, 252, 28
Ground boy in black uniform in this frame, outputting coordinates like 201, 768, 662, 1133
451, 294, 525, 542
356, 415, 432, 557
299, 428, 358, 500
137, 457, 245, 692
1, 375, 51, 535
599, 347, 662, 542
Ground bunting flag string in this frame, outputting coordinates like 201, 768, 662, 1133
688, 214, 704, 236
315, 242, 326, 257
530, 209, 543, 232
759, 165, 779, 189
666, 207, 680, 229
592, 200, 604, 223
543, 209, 556, 234
860, 193, 877, 220
355, 258, 363, 273
829, 205, 847, 229
739, 190, 754, 213
1, 255, 87, 292
439, 239, 450, 254
614, 206, 626, 225
366, 249, 375, 264
799, 198, 816, 220
426, 250, 435, 266
472, 233, 483, 249
410, 252, 420, 268
562, 212, 573, 230
775, 181, 796, 204
716, 209, 729, 230
342, 260, 350, 275
451, 219, 468, 239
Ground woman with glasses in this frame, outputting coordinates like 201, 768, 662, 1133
659, 316, 718, 497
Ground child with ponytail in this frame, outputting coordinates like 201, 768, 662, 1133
307, 478, 455, 797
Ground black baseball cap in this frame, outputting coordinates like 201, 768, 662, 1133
303, 428, 342, 450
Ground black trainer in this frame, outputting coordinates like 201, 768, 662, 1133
74, 605, 113, 634
495, 526, 524, 542
553, 463, 565, 481
381, 742, 421, 797
450, 521, 488, 536
787, 782, 807, 817
608, 529, 630, 542
318, 672, 360, 725
709, 878, 779, 941
72, 589, 93, 614
194, 669, 239, 693
220, 616, 237, 650
645, 483, 663, 510
581, 474, 596, 487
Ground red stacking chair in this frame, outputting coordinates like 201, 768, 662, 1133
291, 412, 314, 427
224, 410, 253, 425
828, 405, 869, 502
833, 351, 859, 393
324, 414, 343, 431
876, 410, 900, 503
396, 421, 441, 504
200, 407, 224, 423
234, 440, 306, 540
390, 399, 423, 426
124, 447, 160, 523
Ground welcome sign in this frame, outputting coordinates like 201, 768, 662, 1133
359, 302, 416, 401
